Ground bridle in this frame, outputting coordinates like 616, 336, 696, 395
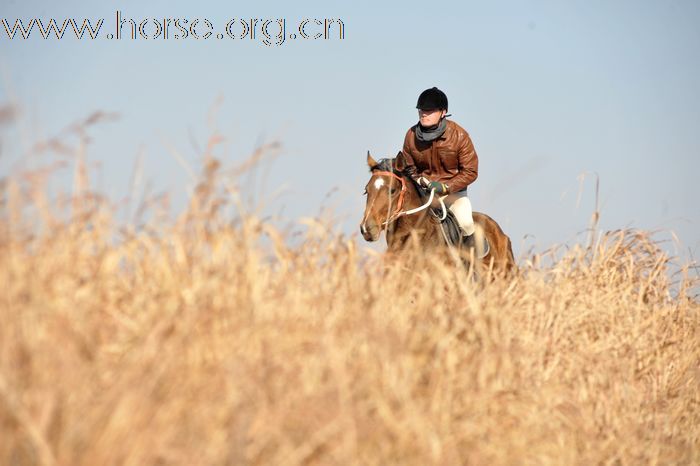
362, 170, 447, 229
371, 170, 407, 226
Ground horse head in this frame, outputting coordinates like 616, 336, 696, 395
360, 151, 410, 242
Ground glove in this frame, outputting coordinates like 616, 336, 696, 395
427, 181, 448, 194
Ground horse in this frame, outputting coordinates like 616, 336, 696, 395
360, 151, 516, 276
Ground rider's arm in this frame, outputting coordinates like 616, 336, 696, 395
445, 129, 478, 193
400, 129, 420, 182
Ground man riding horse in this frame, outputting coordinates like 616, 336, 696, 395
401, 87, 478, 249
360, 86, 516, 275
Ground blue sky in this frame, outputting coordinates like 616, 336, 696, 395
1, 0, 698, 261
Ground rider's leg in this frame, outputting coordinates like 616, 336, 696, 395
443, 191, 475, 236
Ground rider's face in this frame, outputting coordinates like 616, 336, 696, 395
418, 108, 446, 127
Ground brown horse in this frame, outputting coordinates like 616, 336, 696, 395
360, 152, 516, 276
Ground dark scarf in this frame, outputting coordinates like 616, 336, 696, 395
415, 117, 447, 142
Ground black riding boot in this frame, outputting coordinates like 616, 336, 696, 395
461, 232, 475, 249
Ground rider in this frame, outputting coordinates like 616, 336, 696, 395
400, 87, 479, 247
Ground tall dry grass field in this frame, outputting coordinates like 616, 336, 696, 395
0, 144, 698, 465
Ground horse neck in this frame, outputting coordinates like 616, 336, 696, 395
398, 176, 423, 220
386, 175, 440, 249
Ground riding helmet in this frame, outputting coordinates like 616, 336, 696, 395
416, 87, 448, 111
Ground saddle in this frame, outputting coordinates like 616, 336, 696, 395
427, 206, 490, 258
413, 182, 490, 259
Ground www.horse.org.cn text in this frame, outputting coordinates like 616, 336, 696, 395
0, 11, 345, 46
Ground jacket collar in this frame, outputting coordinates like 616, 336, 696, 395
415, 118, 448, 142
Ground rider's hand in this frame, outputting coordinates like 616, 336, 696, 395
427, 181, 448, 194
416, 176, 430, 188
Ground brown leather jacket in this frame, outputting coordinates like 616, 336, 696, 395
401, 119, 478, 194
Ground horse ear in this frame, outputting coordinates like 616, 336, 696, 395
367, 151, 379, 170
394, 151, 407, 171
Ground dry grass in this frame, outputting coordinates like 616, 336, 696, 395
0, 141, 698, 466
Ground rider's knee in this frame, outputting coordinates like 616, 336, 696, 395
448, 196, 473, 217
447, 196, 475, 235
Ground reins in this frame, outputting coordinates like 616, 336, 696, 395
372, 170, 448, 226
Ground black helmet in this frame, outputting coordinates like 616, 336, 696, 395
416, 87, 448, 111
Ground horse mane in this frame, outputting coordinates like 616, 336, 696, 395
368, 157, 394, 173
370, 157, 428, 199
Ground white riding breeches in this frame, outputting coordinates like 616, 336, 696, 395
441, 190, 475, 236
